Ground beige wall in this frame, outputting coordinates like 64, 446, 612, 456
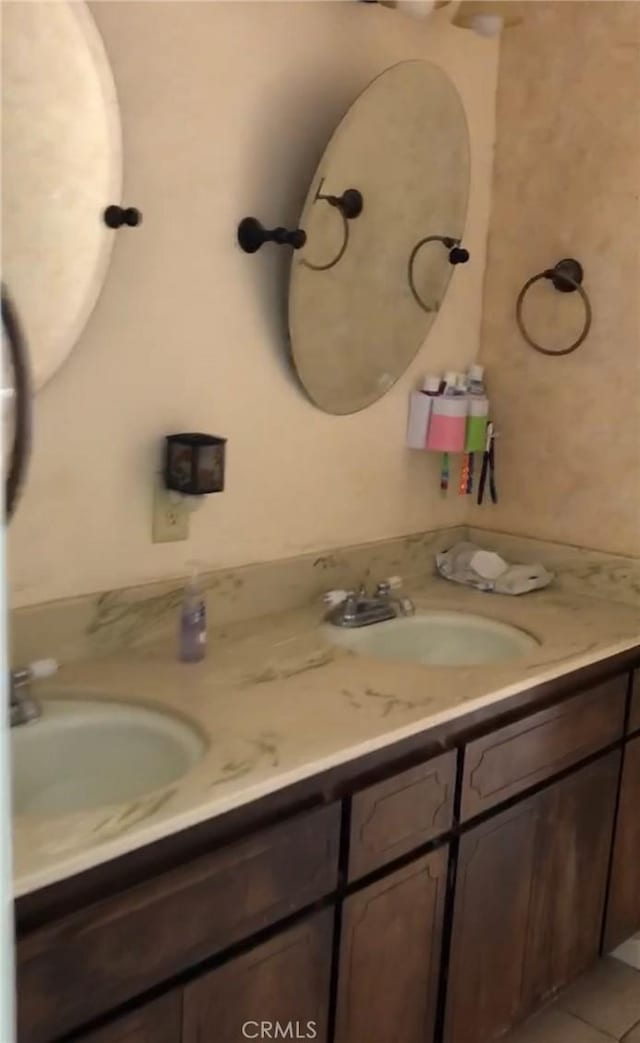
472, 1, 640, 556
9, 1, 499, 608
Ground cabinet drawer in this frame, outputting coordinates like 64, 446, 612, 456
461, 676, 626, 820
18, 803, 340, 1043
349, 750, 456, 880
629, 673, 640, 734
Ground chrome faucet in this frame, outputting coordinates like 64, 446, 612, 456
324, 577, 414, 629
9, 658, 57, 727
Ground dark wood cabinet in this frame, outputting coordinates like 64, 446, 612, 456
604, 736, 640, 951
75, 995, 181, 1043
17, 804, 339, 1043
183, 910, 333, 1043
16, 668, 638, 1043
445, 753, 620, 1043
335, 847, 448, 1043
629, 673, 640, 733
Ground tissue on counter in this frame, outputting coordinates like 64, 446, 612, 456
436, 541, 553, 595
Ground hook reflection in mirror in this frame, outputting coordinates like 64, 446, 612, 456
300, 181, 364, 272
408, 234, 470, 313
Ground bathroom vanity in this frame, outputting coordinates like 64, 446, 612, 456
12, 573, 640, 1043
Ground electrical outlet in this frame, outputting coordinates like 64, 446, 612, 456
152, 484, 189, 543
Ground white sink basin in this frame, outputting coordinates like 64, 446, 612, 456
12, 697, 205, 816
327, 611, 539, 666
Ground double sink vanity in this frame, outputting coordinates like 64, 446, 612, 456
11, 532, 640, 1043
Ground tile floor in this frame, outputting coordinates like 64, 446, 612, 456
505, 958, 640, 1043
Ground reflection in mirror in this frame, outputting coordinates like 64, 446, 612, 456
2, 1, 122, 390
289, 61, 470, 415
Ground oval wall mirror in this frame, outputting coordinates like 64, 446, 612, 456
288, 60, 470, 415
2, 0, 122, 390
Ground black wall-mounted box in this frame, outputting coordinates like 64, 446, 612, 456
164, 433, 226, 496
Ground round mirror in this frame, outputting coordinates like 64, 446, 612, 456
288, 61, 470, 415
2, 1, 122, 390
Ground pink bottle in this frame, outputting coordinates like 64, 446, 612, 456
426, 375, 468, 452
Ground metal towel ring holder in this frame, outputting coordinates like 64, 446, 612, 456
408, 235, 469, 313
516, 258, 592, 357
300, 180, 364, 272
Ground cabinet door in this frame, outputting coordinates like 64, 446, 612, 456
445, 753, 619, 1043
75, 994, 181, 1043
183, 909, 332, 1043
604, 737, 640, 950
522, 751, 620, 1006
335, 846, 448, 1043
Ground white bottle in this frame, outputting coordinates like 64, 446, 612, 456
406, 375, 441, 449
442, 371, 459, 396
468, 363, 486, 396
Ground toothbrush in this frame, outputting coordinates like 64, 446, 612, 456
440, 452, 450, 494
466, 452, 474, 495
459, 453, 470, 495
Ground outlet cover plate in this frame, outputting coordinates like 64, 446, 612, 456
152, 484, 189, 543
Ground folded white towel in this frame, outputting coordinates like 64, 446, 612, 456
436, 542, 553, 596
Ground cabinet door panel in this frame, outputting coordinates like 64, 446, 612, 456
335, 846, 448, 1043
445, 798, 540, 1043
183, 910, 332, 1043
523, 752, 620, 1006
445, 754, 620, 1043
604, 737, 640, 950
74, 994, 181, 1043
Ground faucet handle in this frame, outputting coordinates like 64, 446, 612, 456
11, 658, 58, 690
375, 575, 403, 597
323, 589, 351, 607
29, 658, 58, 680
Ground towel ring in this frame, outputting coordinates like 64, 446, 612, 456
516, 258, 592, 356
408, 235, 469, 313
300, 181, 363, 272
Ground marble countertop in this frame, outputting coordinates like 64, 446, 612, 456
12, 577, 640, 898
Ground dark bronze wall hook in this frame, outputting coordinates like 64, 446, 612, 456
103, 205, 142, 229
408, 234, 470, 313
237, 217, 306, 254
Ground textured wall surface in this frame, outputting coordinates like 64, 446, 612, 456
8, 1, 499, 607
472, 1, 640, 555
